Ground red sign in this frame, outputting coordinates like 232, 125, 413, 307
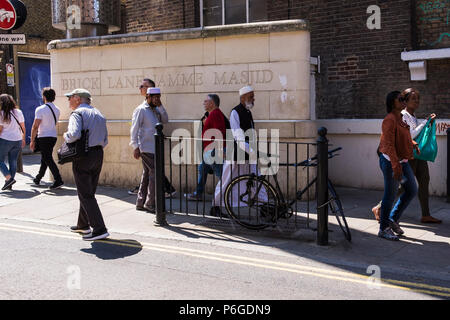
0, 0, 16, 30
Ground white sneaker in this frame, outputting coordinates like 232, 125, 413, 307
82, 231, 110, 241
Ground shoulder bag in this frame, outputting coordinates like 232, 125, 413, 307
57, 111, 89, 164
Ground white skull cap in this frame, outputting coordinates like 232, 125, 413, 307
147, 87, 161, 95
239, 86, 254, 96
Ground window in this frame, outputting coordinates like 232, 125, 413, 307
201, 0, 267, 27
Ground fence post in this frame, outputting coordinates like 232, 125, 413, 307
447, 128, 450, 203
317, 127, 328, 245
154, 123, 168, 226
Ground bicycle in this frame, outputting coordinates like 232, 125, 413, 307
223, 147, 351, 241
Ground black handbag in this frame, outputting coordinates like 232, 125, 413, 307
33, 104, 57, 153
57, 111, 89, 164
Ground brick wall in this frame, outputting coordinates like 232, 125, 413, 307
122, 0, 198, 32
414, 0, 450, 49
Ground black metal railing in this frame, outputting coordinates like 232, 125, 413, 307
154, 124, 331, 245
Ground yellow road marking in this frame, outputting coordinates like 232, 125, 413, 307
0, 222, 449, 298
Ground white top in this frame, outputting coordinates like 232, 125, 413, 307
129, 101, 168, 154
401, 109, 427, 139
0, 109, 24, 141
35, 103, 60, 138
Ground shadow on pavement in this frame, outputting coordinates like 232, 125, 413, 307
1, 188, 41, 200
81, 239, 143, 260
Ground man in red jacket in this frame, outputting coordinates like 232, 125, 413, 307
185, 94, 228, 201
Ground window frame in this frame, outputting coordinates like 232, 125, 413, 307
200, 0, 252, 27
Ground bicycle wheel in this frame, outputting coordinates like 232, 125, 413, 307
328, 181, 351, 242
224, 174, 279, 230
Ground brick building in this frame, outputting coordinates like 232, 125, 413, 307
0, 0, 64, 142
121, 0, 450, 119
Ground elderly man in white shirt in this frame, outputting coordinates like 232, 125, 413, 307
130, 87, 169, 213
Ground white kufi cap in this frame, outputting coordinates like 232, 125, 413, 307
239, 86, 254, 96
147, 87, 161, 95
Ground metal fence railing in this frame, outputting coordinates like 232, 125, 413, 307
153, 123, 333, 245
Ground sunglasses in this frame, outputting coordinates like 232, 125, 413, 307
139, 85, 150, 89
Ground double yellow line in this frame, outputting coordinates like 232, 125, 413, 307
0, 222, 449, 298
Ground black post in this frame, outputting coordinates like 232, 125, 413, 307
447, 128, 450, 203
317, 127, 328, 245
154, 123, 168, 226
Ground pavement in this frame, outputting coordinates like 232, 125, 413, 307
1, 154, 449, 289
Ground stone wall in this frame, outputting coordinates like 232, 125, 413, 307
48, 21, 317, 191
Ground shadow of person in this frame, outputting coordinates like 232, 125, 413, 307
81, 239, 143, 260
1, 189, 40, 199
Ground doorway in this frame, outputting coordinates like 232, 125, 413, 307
18, 57, 51, 144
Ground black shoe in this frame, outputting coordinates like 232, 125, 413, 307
210, 206, 227, 217
2, 178, 16, 191
32, 177, 41, 186
82, 230, 110, 241
70, 226, 91, 234
49, 180, 64, 190
136, 206, 147, 211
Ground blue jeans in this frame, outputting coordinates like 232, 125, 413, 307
0, 138, 22, 180
195, 161, 223, 195
379, 155, 417, 231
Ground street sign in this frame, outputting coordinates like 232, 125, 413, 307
0, 32, 25, 44
0, 0, 16, 30
6, 62, 14, 86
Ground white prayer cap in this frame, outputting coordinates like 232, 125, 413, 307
239, 86, 254, 96
147, 87, 161, 95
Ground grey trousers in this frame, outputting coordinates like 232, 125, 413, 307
72, 147, 107, 233
137, 152, 155, 208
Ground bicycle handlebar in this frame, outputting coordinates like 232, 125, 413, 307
296, 147, 342, 167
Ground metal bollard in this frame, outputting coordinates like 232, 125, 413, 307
447, 128, 450, 203
154, 123, 168, 226
317, 127, 329, 245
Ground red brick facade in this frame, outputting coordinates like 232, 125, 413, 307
119, 0, 449, 119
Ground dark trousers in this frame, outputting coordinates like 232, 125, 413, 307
36, 137, 62, 182
408, 159, 430, 217
137, 153, 155, 208
72, 147, 107, 233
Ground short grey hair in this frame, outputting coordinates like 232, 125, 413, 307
207, 94, 220, 107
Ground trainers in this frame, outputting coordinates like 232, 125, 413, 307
32, 177, 41, 186
128, 186, 139, 195
185, 192, 203, 201
49, 180, 64, 190
2, 178, 16, 191
82, 230, 109, 241
378, 227, 399, 241
389, 219, 404, 235
70, 226, 91, 234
